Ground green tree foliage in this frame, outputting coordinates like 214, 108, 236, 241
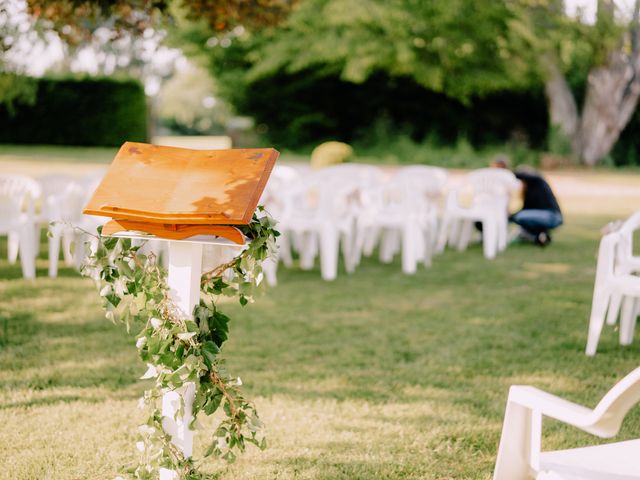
1, 2, 38, 111
208, 0, 536, 103
0, 74, 37, 115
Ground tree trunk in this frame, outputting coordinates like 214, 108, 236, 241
541, 0, 640, 166
578, 52, 640, 165
542, 54, 579, 152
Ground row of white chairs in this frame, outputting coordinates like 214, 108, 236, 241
2, 164, 521, 281
261, 163, 521, 282
0, 173, 104, 279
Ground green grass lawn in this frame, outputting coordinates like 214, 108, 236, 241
1, 215, 639, 479
1, 145, 640, 479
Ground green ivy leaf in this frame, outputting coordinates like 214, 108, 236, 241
202, 340, 220, 368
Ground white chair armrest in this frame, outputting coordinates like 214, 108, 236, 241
509, 386, 594, 428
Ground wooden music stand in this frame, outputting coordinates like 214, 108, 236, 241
83, 142, 278, 480
83, 141, 278, 243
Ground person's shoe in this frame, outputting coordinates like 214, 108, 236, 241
514, 229, 536, 244
536, 231, 552, 247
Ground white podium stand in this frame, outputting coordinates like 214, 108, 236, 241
110, 232, 244, 480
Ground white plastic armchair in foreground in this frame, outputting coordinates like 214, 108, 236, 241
493, 366, 640, 480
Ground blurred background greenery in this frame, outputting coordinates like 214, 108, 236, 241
3, 0, 640, 168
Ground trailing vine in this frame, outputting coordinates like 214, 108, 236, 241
80, 207, 279, 479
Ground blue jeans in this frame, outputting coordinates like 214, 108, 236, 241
510, 209, 563, 235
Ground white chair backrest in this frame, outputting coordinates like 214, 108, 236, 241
466, 168, 518, 207
615, 211, 640, 273
0, 175, 41, 233
0, 174, 41, 210
39, 174, 84, 222
300, 164, 385, 219
270, 165, 299, 185
619, 211, 640, 235
314, 163, 385, 189
394, 165, 448, 193
390, 166, 448, 210
595, 231, 622, 286
589, 366, 640, 436
261, 165, 300, 218
283, 171, 357, 220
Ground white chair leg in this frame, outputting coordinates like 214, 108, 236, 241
8, 230, 19, 264
449, 218, 463, 248
634, 297, 640, 320
278, 232, 293, 268
48, 227, 61, 278
18, 224, 36, 279
33, 224, 41, 256
262, 255, 278, 287
493, 398, 540, 480
435, 216, 451, 254
299, 232, 316, 270
456, 220, 473, 252
415, 230, 426, 263
319, 225, 338, 281
291, 231, 304, 255
586, 287, 611, 356
401, 223, 417, 275
497, 217, 508, 252
341, 232, 355, 274
482, 218, 498, 260
423, 228, 434, 267
351, 226, 365, 270
619, 296, 637, 346
606, 293, 623, 326
379, 229, 396, 264
363, 227, 379, 257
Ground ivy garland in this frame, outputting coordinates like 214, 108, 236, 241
80, 208, 279, 479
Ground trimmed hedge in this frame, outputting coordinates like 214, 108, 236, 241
234, 70, 550, 150
0, 77, 147, 146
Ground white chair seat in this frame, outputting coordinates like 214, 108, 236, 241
611, 275, 640, 296
539, 439, 640, 480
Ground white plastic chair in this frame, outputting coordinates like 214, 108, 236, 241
279, 164, 384, 281
585, 229, 640, 356
436, 168, 519, 260
600, 212, 640, 333
493, 366, 640, 480
0, 175, 41, 279
37, 175, 87, 277
353, 166, 447, 274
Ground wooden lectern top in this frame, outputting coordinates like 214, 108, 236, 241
83, 142, 278, 243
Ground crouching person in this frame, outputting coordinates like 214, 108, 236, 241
491, 156, 563, 247
510, 165, 563, 246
